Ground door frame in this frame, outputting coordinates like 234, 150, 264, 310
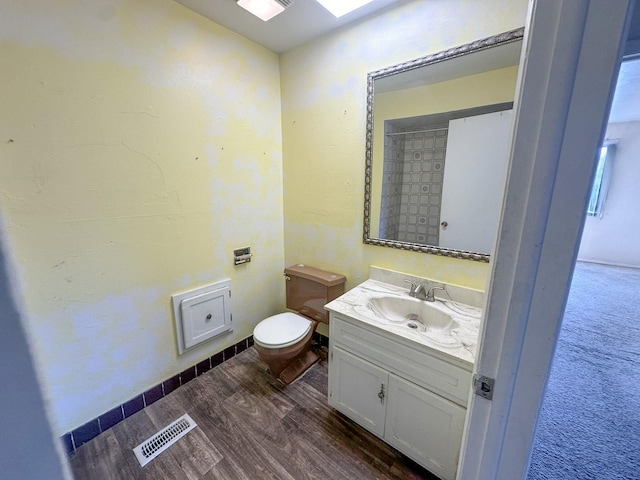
458, 1, 634, 479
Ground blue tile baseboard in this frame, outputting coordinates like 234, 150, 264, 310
62, 335, 255, 456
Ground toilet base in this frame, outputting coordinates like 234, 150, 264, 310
254, 322, 322, 386
276, 349, 320, 385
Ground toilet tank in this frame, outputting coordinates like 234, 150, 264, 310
285, 264, 346, 324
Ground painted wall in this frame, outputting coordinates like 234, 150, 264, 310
0, 0, 530, 438
0, 0, 284, 435
578, 121, 640, 267
280, 0, 529, 308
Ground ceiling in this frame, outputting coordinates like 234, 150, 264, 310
173, 0, 640, 123
174, 0, 404, 54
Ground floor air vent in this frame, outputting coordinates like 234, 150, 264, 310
133, 414, 197, 467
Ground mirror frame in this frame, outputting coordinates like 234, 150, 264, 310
363, 27, 525, 263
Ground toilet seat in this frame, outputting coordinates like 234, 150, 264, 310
253, 312, 312, 349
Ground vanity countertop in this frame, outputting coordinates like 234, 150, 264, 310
325, 279, 482, 366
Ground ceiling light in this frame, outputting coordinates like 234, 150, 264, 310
237, 0, 288, 22
316, 0, 374, 18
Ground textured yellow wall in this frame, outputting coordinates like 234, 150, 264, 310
280, 0, 528, 297
0, 0, 529, 436
374, 66, 519, 121
0, 0, 284, 434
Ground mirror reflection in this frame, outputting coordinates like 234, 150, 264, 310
364, 29, 524, 262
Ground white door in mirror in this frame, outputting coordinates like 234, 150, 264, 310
440, 110, 513, 252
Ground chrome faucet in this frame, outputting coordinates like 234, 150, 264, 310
403, 280, 445, 302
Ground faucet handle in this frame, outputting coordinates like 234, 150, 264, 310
426, 285, 446, 301
403, 279, 418, 295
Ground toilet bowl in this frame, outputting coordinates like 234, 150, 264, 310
253, 264, 346, 385
253, 312, 318, 385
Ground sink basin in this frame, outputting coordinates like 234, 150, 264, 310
367, 295, 459, 333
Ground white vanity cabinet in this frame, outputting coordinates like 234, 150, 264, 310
328, 312, 471, 480
330, 347, 388, 436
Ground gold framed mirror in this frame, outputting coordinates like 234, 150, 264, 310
363, 28, 524, 262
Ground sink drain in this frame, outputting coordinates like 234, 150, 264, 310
407, 322, 418, 329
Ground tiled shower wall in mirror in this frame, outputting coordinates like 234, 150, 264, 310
380, 121, 448, 245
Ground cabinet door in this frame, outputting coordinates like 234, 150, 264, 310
384, 374, 466, 480
328, 346, 388, 437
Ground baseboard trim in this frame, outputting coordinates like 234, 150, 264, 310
62, 335, 255, 456
62, 331, 329, 456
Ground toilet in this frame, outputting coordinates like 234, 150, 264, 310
253, 264, 346, 385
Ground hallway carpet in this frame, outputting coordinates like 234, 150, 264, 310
528, 262, 640, 479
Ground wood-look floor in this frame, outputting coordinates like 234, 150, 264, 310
69, 346, 437, 480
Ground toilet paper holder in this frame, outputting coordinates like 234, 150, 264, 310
234, 247, 252, 265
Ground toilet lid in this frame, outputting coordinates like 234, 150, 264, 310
253, 312, 312, 348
